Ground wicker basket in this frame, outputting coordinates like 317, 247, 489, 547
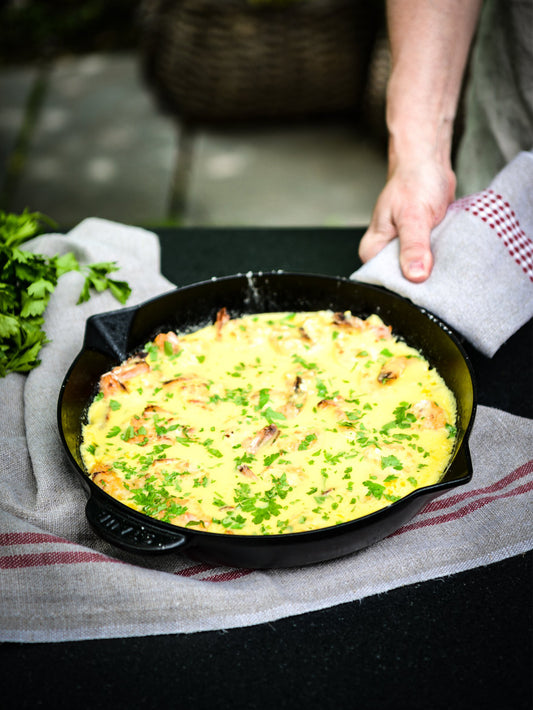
139, 0, 383, 123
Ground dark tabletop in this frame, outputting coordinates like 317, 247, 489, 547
3, 227, 532, 710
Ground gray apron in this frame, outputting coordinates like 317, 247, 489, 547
456, 0, 533, 195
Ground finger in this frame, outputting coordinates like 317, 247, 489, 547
396, 210, 434, 282
358, 223, 398, 263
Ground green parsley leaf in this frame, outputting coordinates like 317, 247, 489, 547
445, 423, 457, 439
315, 378, 329, 399
262, 407, 286, 424
292, 354, 318, 370
0, 210, 132, 377
363, 480, 385, 499
264, 451, 282, 467
298, 433, 317, 451
381, 454, 403, 471
257, 387, 270, 410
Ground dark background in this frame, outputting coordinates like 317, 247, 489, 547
0, 0, 140, 66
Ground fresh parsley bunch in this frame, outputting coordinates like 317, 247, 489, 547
0, 210, 131, 377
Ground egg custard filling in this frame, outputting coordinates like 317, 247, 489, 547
81, 309, 457, 535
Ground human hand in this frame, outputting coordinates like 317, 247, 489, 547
359, 158, 456, 282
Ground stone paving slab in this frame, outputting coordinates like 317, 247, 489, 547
184, 122, 387, 227
2, 53, 387, 230
10, 53, 178, 229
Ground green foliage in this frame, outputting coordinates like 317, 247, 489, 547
0, 209, 131, 377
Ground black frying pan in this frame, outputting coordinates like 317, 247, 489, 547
58, 273, 476, 568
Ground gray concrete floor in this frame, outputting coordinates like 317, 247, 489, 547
1, 52, 387, 230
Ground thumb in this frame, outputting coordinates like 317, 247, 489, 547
396, 211, 434, 282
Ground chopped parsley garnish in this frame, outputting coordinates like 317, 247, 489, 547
381, 454, 403, 471
292, 354, 318, 370
262, 407, 286, 424
445, 423, 457, 438
298, 433, 317, 451
264, 452, 282, 467
256, 388, 270, 410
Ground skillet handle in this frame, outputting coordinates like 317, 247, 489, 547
83, 306, 137, 362
86, 496, 188, 554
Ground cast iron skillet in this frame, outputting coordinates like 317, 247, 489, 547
58, 273, 476, 568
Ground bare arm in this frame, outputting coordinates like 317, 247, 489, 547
359, 0, 483, 281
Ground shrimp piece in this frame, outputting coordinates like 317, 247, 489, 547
163, 375, 210, 404
282, 375, 308, 418
99, 372, 127, 398
171, 500, 211, 529
412, 399, 447, 429
332, 312, 365, 330
366, 316, 393, 341
143, 404, 172, 417
286, 430, 319, 453
377, 356, 408, 384
125, 417, 152, 445
242, 424, 280, 454
147, 408, 193, 440
113, 358, 150, 380
284, 466, 309, 487
91, 466, 126, 499
268, 327, 313, 356
298, 326, 313, 343
99, 357, 150, 398
317, 397, 345, 419
125, 405, 175, 444
150, 458, 182, 468
237, 464, 258, 480
149, 458, 200, 478
215, 307, 230, 339
363, 446, 383, 465
154, 331, 181, 354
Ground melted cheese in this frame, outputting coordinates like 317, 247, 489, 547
81, 310, 457, 535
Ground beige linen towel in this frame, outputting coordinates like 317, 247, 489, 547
1, 218, 531, 642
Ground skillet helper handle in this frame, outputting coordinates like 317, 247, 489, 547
85, 496, 188, 554
83, 306, 137, 362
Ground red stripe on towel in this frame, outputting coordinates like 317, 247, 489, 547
391, 480, 533, 537
420, 460, 533, 515
174, 562, 253, 582
174, 563, 216, 577
202, 569, 254, 583
0, 549, 120, 569
0, 532, 73, 547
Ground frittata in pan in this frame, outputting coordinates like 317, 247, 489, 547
81, 309, 457, 535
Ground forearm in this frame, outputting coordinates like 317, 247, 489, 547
386, 0, 482, 171
359, 0, 484, 281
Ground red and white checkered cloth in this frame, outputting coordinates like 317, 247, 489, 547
0, 215, 531, 643
449, 188, 533, 281
354, 151, 533, 356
